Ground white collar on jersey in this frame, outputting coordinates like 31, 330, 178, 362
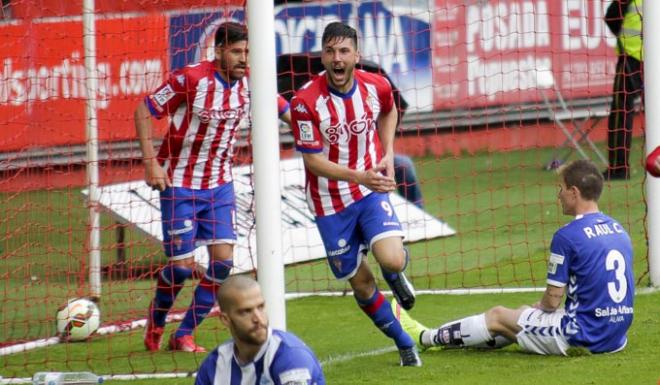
214, 71, 239, 89
326, 77, 357, 99
575, 211, 601, 220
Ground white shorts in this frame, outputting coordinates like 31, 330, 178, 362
516, 308, 570, 356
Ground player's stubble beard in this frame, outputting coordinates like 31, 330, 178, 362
219, 52, 246, 82
232, 318, 268, 346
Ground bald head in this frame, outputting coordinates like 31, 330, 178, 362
217, 275, 261, 312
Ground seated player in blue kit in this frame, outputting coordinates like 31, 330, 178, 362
395, 160, 634, 355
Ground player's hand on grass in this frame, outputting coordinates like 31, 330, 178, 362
359, 164, 396, 192
144, 158, 172, 191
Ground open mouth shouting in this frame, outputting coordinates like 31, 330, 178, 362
329, 66, 349, 86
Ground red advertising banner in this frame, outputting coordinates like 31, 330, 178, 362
0, 15, 168, 152
432, 0, 617, 109
10, 0, 244, 19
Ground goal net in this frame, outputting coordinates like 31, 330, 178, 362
0, 0, 650, 379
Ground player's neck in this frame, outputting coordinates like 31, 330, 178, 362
214, 62, 235, 86
233, 341, 262, 365
326, 75, 356, 94
574, 201, 599, 216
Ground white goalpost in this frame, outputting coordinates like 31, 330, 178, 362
83, 0, 102, 299
246, 0, 287, 328
644, 0, 660, 287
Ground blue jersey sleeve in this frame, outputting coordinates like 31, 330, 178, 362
271, 346, 325, 385
195, 351, 218, 385
547, 231, 572, 287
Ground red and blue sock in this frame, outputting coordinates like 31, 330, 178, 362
176, 259, 232, 337
151, 265, 193, 327
356, 289, 414, 349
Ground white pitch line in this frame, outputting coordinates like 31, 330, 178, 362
0, 346, 397, 384
320, 346, 398, 367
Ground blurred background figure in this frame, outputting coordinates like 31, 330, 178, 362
603, 0, 644, 181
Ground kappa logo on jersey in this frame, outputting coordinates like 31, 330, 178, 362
198, 107, 246, 124
153, 84, 176, 106
297, 120, 315, 142
175, 74, 185, 86
324, 116, 377, 144
294, 103, 308, 114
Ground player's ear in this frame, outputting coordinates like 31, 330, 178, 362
215, 45, 223, 61
570, 185, 581, 198
219, 309, 231, 327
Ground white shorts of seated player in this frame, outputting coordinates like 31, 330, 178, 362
516, 308, 570, 355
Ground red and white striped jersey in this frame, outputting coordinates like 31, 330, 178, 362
290, 70, 394, 217
145, 61, 250, 189
146, 62, 289, 190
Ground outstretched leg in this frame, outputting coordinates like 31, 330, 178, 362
350, 261, 421, 367
421, 306, 525, 349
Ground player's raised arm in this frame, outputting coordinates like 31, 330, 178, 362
134, 101, 171, 191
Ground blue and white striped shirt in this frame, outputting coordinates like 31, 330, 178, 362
195, 328, 325, 385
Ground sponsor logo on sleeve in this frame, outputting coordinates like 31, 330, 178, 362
278, 368, 311, 385
547, 253, 565, 274
153, 84, 175, 106
297, 120, 314, 142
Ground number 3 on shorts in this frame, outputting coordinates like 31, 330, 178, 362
381, 201, 393, 217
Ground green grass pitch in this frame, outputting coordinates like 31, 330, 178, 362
1, 141, 658, 384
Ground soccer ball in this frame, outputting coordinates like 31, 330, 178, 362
56, 298, 101, 341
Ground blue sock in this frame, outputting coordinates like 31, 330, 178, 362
356, 289, 414, 349
176, 260, 232, 337
151, 265, 193, 327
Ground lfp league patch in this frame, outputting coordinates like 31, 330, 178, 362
297, 120, 314, 142
153, 84, 175, 106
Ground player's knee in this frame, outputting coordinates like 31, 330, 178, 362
352, 282, 376, 302
485, 306, 508, 325
373, 244, 406, 272
385, 258, 406, 273
208, 243, 234, 260
349, 275, 377, 300
171, 257, 196, 270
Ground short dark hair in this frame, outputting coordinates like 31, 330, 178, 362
215, 22, 248, 47
322, 21, 358, 49
560, 160, 603, 201
217, 275, 260, 312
